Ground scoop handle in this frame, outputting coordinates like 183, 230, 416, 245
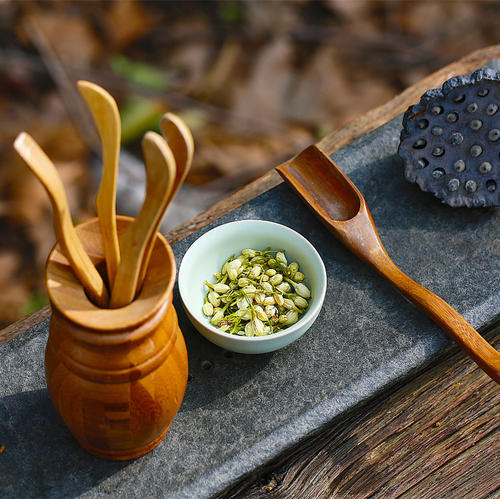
338, 202, 500, 384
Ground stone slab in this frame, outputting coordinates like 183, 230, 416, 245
0, 116, 498, 498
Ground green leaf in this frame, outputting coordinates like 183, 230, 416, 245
110, 55, 169, 92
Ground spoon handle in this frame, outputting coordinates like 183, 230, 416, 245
137, 113, 194, 288
14, 133, 109, 308
77, 81, 121, 289
110, 132, 175, 308
341, 202, 500, 383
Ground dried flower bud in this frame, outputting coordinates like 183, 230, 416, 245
221, 294, 233, 304
262, 282, 273, 293
210, 309, 224, 325
250, 265, 262, 278
238, 277, 250, 287
263, 326, 271, 335
290, 281, 310, 298
265, 305, 278, 318
276, 282, 291, 293
263, 296, 275, 306
218, 324, 230, 331
276, 252, 287, 265
268, 258, 277, 267
283, 298, 295, 310
242, 248, 257, 258
294, 296, 309, 308
288, 262, 299, 274
269, 274, 283, 286
229, 282, 237, 289
237, 297, 251, 310
275, 294, 284, 307
213, 283, 230, 294
246, 318, 265, 336
254, 305, 267, 321
222, 262, 228, 274
214, 272, 222, 279
294, 271, 304, 282
284, 309, 299, 325
255, 293, 266, 304
236, 309, 252, 320
261, 274, 269, 282
202, 302, 214, 316
266, 268, 277, 276
242, 285, 257, 296
278, 315, 288, 324
208, 291, 221, 307
227, 259, 242, 281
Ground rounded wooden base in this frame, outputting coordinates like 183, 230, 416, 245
76, 424, 171, 461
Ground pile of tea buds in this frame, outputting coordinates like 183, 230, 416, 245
202, 248, 311, 336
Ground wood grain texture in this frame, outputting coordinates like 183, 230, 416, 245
278, 145, 500, 383
45, 216, 187, 460
13, 132, 109, 308
110, 132, 176, 308
77, 80, 121, 289
219, 329, 500, 499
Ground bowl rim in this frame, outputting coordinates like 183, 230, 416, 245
178, 219, 327, 343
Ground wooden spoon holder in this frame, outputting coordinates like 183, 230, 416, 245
44, 216, 188, 460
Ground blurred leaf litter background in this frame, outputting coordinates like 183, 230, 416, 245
1, 0, 499, 326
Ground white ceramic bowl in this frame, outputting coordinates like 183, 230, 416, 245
178, 220, 327, 354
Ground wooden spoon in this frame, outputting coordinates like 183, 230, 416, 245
77, 81, 121, 289
277, 144, 500, 384
137, 113, 194, 288
110, 132, 176, 308
14, 132, 109, 308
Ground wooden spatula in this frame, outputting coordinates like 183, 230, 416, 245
110, 132, 176, 308
278, 145, 500, 384
77, 81, 121, 289
136, 112, 194, 288
14, 132, 109, 308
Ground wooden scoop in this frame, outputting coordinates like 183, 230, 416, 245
14, 132, 109, 308
277, 145, 500, 384
110, 132, 175, 308
137, 113, 194, 288
77, 81, 121, 289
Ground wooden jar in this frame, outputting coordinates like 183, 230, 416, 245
44, 216, 188, 460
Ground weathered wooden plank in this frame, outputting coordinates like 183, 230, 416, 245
219, 330, 499, 498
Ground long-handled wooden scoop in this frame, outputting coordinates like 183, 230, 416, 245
77, 81, 121, 289
136, 113, 194, 288
277, 145, 500, 384
14, 132, 109, 308
110, 132, 176, 308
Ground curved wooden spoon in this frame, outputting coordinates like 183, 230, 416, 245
77, 80, 121, 289
278, 144, 500, 384
110, 132, 176, 308
14, 132, 109, 308
137, 112, 194, 287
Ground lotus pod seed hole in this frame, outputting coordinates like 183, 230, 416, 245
477, 88, 489, 97
453, 94, 466, 103
431, 105, 443, 115
486, 103, 498, 115
201, 360, 214, 371
470, 120, 482, 131
470, 144, 483, 157
486, 180, 497, 192
431, 126, 443, 136
488, 129, 500, 142
464, 180, 477, 193
432, 168, 445, 179
446, 112, 458, 123
454, 160, 466, 172
417, 119, 429, 129
449, 132, 463, 145
479, 162, 492, 173
467, 103, 478, 113
413, 138, 427, 149
447, 178, 460, 191
417, 158, 429, 168
432, 146, 445, 157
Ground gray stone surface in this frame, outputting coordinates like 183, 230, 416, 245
0, 116, 498, 498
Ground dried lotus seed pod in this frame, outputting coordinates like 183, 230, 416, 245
398, 68, 499, 207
